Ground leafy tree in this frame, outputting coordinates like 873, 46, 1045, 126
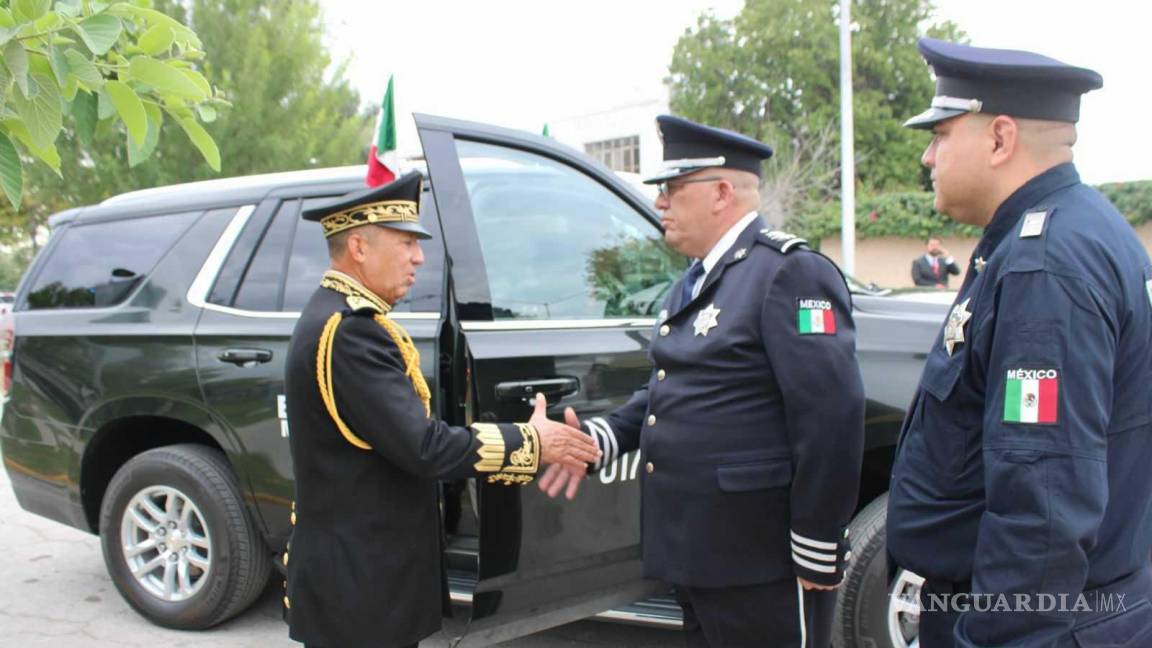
667, 0, 964, 223
0, 0, 224, 209
0, 0, 369, 251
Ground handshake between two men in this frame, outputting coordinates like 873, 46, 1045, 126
525, 392, 597, 500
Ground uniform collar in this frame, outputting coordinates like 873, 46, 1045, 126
975, 162, 1080, 261
700, 210, 760, 275
321, 269, 392, 314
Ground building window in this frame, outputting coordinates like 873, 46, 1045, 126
585, 135, 640, 173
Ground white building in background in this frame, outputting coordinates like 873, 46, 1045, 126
548, 95, 668, 184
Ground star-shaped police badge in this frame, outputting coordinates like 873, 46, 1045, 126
694, 303, 721, 336
943, 298, 972, 356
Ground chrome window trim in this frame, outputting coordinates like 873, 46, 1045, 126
187, 204, 441, 321
187, 204, 256, 310
461, 318, 656, 331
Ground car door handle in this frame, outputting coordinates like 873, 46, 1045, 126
495, 377, 580, 403
217, 348, 273, 366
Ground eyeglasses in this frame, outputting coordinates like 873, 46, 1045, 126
656, 176, 724, 198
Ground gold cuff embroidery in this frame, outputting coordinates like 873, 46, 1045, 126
487, 473, 535, 485
507, 423, 540, 473
472, 423, 506, 472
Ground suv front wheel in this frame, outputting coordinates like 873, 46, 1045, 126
99, 444, 272, 629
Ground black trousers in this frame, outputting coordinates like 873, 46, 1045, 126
917, 578, 969, 648
675, 579, 837, 648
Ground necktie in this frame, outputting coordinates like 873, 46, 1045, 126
680, 261, 705, 305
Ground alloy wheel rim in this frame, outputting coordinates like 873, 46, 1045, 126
887, 568, 923, 648
119, 485, 212, 601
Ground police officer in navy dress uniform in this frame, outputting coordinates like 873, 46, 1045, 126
541, 115, 865, 647
282, 172, 599, 648
888, 39, 1152, 647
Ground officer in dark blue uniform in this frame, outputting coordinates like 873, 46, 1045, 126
888, 38, 1152, 647
542, 116, 865, 647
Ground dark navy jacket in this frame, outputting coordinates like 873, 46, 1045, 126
584, 216, 865, 587
888, 164, 1152, 646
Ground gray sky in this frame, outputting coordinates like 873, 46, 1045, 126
321, 0, 1151, 184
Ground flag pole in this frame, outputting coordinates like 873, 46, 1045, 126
839, 0, 856, 276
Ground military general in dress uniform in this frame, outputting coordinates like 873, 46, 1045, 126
541, 116, 866, 647
888, 39, 1152, 647
282, 172, 600, 648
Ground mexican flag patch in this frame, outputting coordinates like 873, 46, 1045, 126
797, 298, 836, 335
1003, 368, 1059, 424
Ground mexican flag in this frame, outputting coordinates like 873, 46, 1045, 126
366, 76, 397, 187
797, 299, 836, 335
1003, 369, 1059, 424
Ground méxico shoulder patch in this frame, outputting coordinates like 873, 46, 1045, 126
797, 298, 836, 335
1003, 368, 1059, 424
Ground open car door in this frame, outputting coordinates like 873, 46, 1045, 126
418, 114, 681, 645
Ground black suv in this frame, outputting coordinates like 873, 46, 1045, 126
1, 114, 948, 647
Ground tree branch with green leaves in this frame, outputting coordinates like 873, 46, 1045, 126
0, 0, 225, 209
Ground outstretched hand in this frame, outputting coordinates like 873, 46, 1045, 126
530, 393, 600, 475
537, 406, 591, 500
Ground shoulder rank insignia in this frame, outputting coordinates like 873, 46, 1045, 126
1019, 210, 1047, 238
797, 298, 836, 335
759, 228, 808, 254
1003, 368, 1059, 424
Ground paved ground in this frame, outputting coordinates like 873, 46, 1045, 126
0, 449, 679, 647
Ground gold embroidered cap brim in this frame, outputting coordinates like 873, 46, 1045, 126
321, 200, 419, 237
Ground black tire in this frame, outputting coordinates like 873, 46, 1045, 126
833, 492, 909, 648
99, 443, 272, 629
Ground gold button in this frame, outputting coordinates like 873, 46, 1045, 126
646, 462, 654, 474
290, 512, 296, 525
282, 553, 289, 566
283, 596, 291, 609
659, 325, 670, 336
657, 369, 666, 381
647, 414, 656, 426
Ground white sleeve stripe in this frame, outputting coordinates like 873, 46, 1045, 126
793, 553, 838, 574
791, 530, 839, 551
585, 420, 607, 470
585, 417, 617, 470
791, 543, 838, 563
592, 417, 618, 464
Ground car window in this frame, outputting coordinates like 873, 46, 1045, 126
25, 211, 198, 310
232, 200, 298, 311
282, 192, 445, 313
455, 140, 683, 320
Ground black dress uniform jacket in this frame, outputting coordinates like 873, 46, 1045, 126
584, 216, 865, 587
284, 273, 539, 648
888, 164, 1152, 646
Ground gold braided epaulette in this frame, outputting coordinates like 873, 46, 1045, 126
315, 293, 431, 449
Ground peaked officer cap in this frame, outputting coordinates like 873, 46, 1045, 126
302, 171, 432, 239
644, 115, 774, 184
904, 38, 1103, 130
